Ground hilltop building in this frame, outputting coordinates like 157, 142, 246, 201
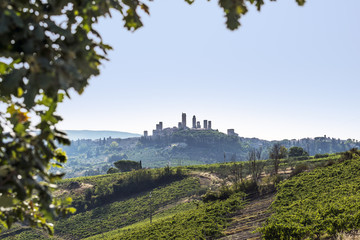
227, 129, 238, 137
152, 121, 164, 136
204, 120, 208, 129
182, 113, 187, 129
143, 112, 230, 138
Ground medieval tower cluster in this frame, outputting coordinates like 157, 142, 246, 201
144, 113, 237, 138
178, 113, 212, 130
145, 113, 214, 137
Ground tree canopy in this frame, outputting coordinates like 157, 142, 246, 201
288, 146, 309, 158
0, 0, 305, 234
114, 160, 142, 172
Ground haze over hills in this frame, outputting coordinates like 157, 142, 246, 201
64, 130, 141, 140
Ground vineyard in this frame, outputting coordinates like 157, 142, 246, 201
55, 177, 202, 239
86, 192, 246, 240
260, 153, 360, 239
2, 151, 360, 239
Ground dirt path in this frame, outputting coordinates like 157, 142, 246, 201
190, 171, 223, 189
219, 192, 275, 240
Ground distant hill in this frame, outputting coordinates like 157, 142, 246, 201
64, 130, 141, 140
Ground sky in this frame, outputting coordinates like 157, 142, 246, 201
57, 0, 360, 141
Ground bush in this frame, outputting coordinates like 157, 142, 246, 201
233, 179, 258, 194
202, 182, 248, 203
292, 156, 310, 161
107, 167, 119, 174
291, 163, 308, 176
114, 160, 141, 172
67, 181, 81, 189
288, 147, 309, 158
218, 185, 233, 200
272, 174, 284, 184
324, 159, 336, 167
202, 191, 220, 202
339, 148, 359, 163
314, 153, 329, 159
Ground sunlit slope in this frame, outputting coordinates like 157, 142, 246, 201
85, 192, 246, 240
2, 152, 357, 240
55, 177, 201, 239
260, 154, 360, 239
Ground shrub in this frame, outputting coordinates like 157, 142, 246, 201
218, 185, 233, 200
325, 159, 336, 167
232, 179, 258, 194
291, 163, 308, 176
202, 191, 220, 203
292, 156, 310, 161
288, 147, 309, 158
314, 153, 329, 159
67, 181, 81, 189
114, 160, 141, 172
107, 167, 119, 174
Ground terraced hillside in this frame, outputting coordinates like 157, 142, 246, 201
0, 164, 246, 239
260, 150, 360, 239
221, 192, 274, 240
2, 151, 360, 240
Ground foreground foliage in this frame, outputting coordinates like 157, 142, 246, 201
260, 152, 360, 239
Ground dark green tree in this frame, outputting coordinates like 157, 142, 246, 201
114, 160, 142, 172
288, 146, 309, 158
0, 0, 305, 234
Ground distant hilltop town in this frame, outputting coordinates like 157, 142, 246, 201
143, 113, 238, 138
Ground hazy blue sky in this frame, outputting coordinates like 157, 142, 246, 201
58, 0, 360, 140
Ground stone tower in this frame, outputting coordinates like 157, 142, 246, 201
182, 113, 186, 128
192, 115, 196, 128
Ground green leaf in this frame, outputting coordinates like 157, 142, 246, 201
14, 123, 25, 134
0, 195, 15, 208
0, 166, 11, 177
68, 207, 77, 214
296, 0, 306, 6
0, 68, 27, 96
0, 62, 9, 74
54, 148, 68, 163
17, 87, 23, 97
23, 87, 38, 108
9, 10, 24, 28
0, 14, 10, 34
